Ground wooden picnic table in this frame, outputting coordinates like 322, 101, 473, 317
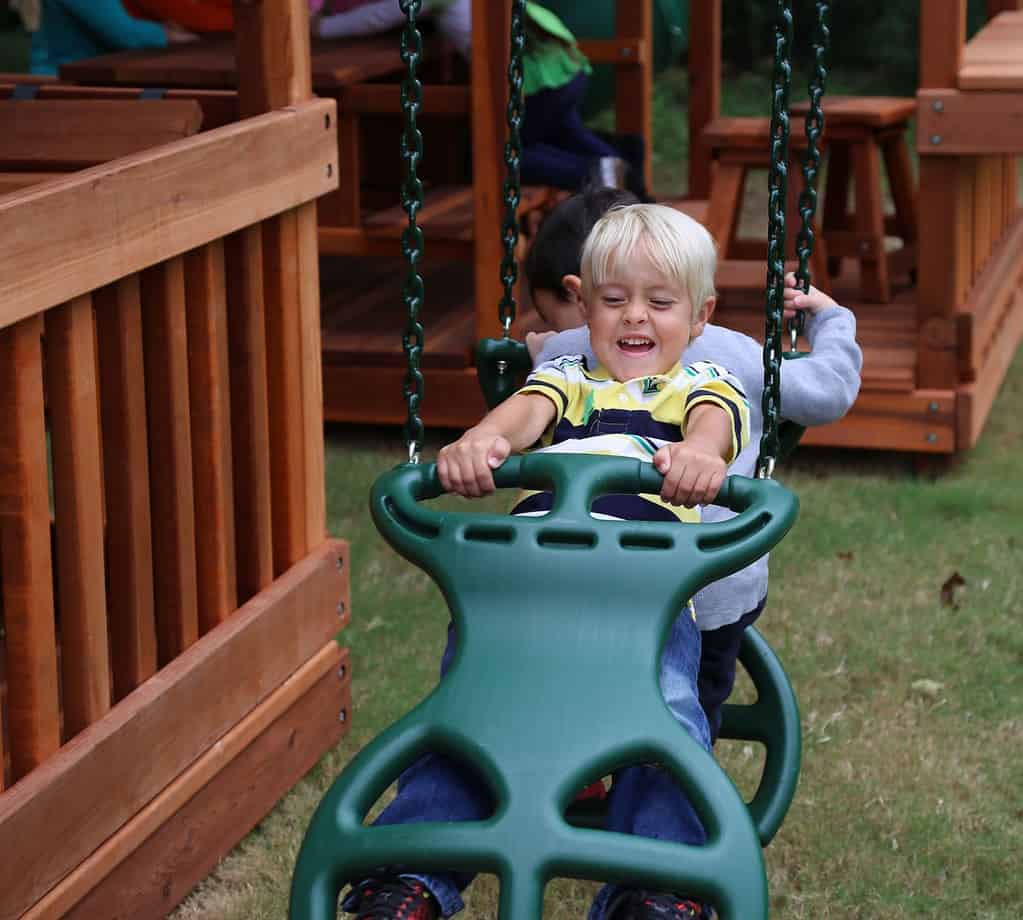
59, 35, 417, 91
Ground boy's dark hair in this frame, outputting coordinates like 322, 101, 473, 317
524, 186, 640, 303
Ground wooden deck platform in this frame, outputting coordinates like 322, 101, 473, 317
317, 252, 961, 453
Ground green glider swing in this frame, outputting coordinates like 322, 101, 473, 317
291, 3, 826, 918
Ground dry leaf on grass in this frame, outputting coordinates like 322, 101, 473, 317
940, 571, 966, 608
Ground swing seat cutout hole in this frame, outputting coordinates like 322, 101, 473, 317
537, 528, 597, 549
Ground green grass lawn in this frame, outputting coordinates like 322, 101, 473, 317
174, 67, 1023, 920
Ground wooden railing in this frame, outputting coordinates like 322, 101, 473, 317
0, 98, 347, 918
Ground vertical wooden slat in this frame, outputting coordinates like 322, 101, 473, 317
0, 316, 61, 781
44, 296, 111, 740
615, 0, 653, 192
687, 0, 721, 198
95, 276, 158, 700
973, 158, 992, 278
185, 241, 238, 634
141, 257, 200, 664
225, 227, 274, 603
990, 156, 1004, 243
297, 205, 327, 549
471, 0, 511, 343
262, 213, 309, 575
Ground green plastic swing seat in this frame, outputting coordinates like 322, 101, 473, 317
290, 454, 799, 920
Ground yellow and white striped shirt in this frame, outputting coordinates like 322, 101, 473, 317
514, 356, 750, 524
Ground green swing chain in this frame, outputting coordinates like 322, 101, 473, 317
758, 0, 829, 479
791, 1, 831, 351
399, 0, 426, 463
498, 0, 527, 339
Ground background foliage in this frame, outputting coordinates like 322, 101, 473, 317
719, 0, 992, 94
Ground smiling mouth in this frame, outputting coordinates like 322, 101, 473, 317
617, 336, 655, 355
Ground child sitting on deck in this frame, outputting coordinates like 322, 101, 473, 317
344, 204, 749, 920
312, 0, 648, 197
525, 186, 863, 745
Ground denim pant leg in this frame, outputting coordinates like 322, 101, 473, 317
522, 72, 620, 189
342, 624, 489, 917
589, 610, 711, 920
698, 597, 767, 744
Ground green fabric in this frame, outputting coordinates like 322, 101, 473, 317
523, 1, 591, 97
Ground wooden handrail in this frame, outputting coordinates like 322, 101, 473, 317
0, 99, 337, 333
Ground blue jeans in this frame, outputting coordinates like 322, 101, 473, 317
344, 613, 711, 918
521, 72, 621, 190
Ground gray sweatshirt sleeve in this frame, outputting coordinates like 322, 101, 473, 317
534, 326, 596, 368
778, 305, 862, 426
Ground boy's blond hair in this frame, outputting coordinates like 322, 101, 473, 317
580, 204, 717, 318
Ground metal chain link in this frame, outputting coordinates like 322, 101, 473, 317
399, 0, 426, 462
498, 0, 527, 336
791, 1, 831, 351
758, 0, 794, 479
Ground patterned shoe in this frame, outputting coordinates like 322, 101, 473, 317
349, 877, 439, 920
606, 887, 706, 920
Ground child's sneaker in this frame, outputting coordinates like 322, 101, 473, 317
606, 888, 706, 920
348, 877, 439, 920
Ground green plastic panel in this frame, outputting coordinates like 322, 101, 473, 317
291, 455, 799, 920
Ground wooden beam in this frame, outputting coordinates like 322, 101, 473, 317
471, 0, 512, 344
0, 539, 348, 920
919, 0, 966, 88
0, 99, 203, 170
687, 0, 721, 197
339, 83, 470, 116
0, 84, 239, 131
577, 38, 648, 66
29, 642, 349, 920
799, 389, 958, 454
918, 89, 1023, 154
234, 0, 313, 119
614, 0, 654, 190
0, 100, 337, 333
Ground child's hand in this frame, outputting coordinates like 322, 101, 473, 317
653, 441, 726, 508
525, 330, 556, 362
784, 272, 838, 317
437, 428, 512, 497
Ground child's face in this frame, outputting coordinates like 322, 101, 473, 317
532, 281, 585, 332
575, 245, 712, 381
576, 244, 712, 380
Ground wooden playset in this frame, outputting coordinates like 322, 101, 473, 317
0, 2, 347, 917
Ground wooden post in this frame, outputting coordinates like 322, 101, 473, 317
916, 0, 968, 391
687, 0, 721, 199
234, 0, 327, 561
471, 0, 511, 343
615, 0, 654, 192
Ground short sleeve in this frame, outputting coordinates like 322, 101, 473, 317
680, 362, 750, 463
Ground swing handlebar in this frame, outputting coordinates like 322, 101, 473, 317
373, 453, 799, 596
